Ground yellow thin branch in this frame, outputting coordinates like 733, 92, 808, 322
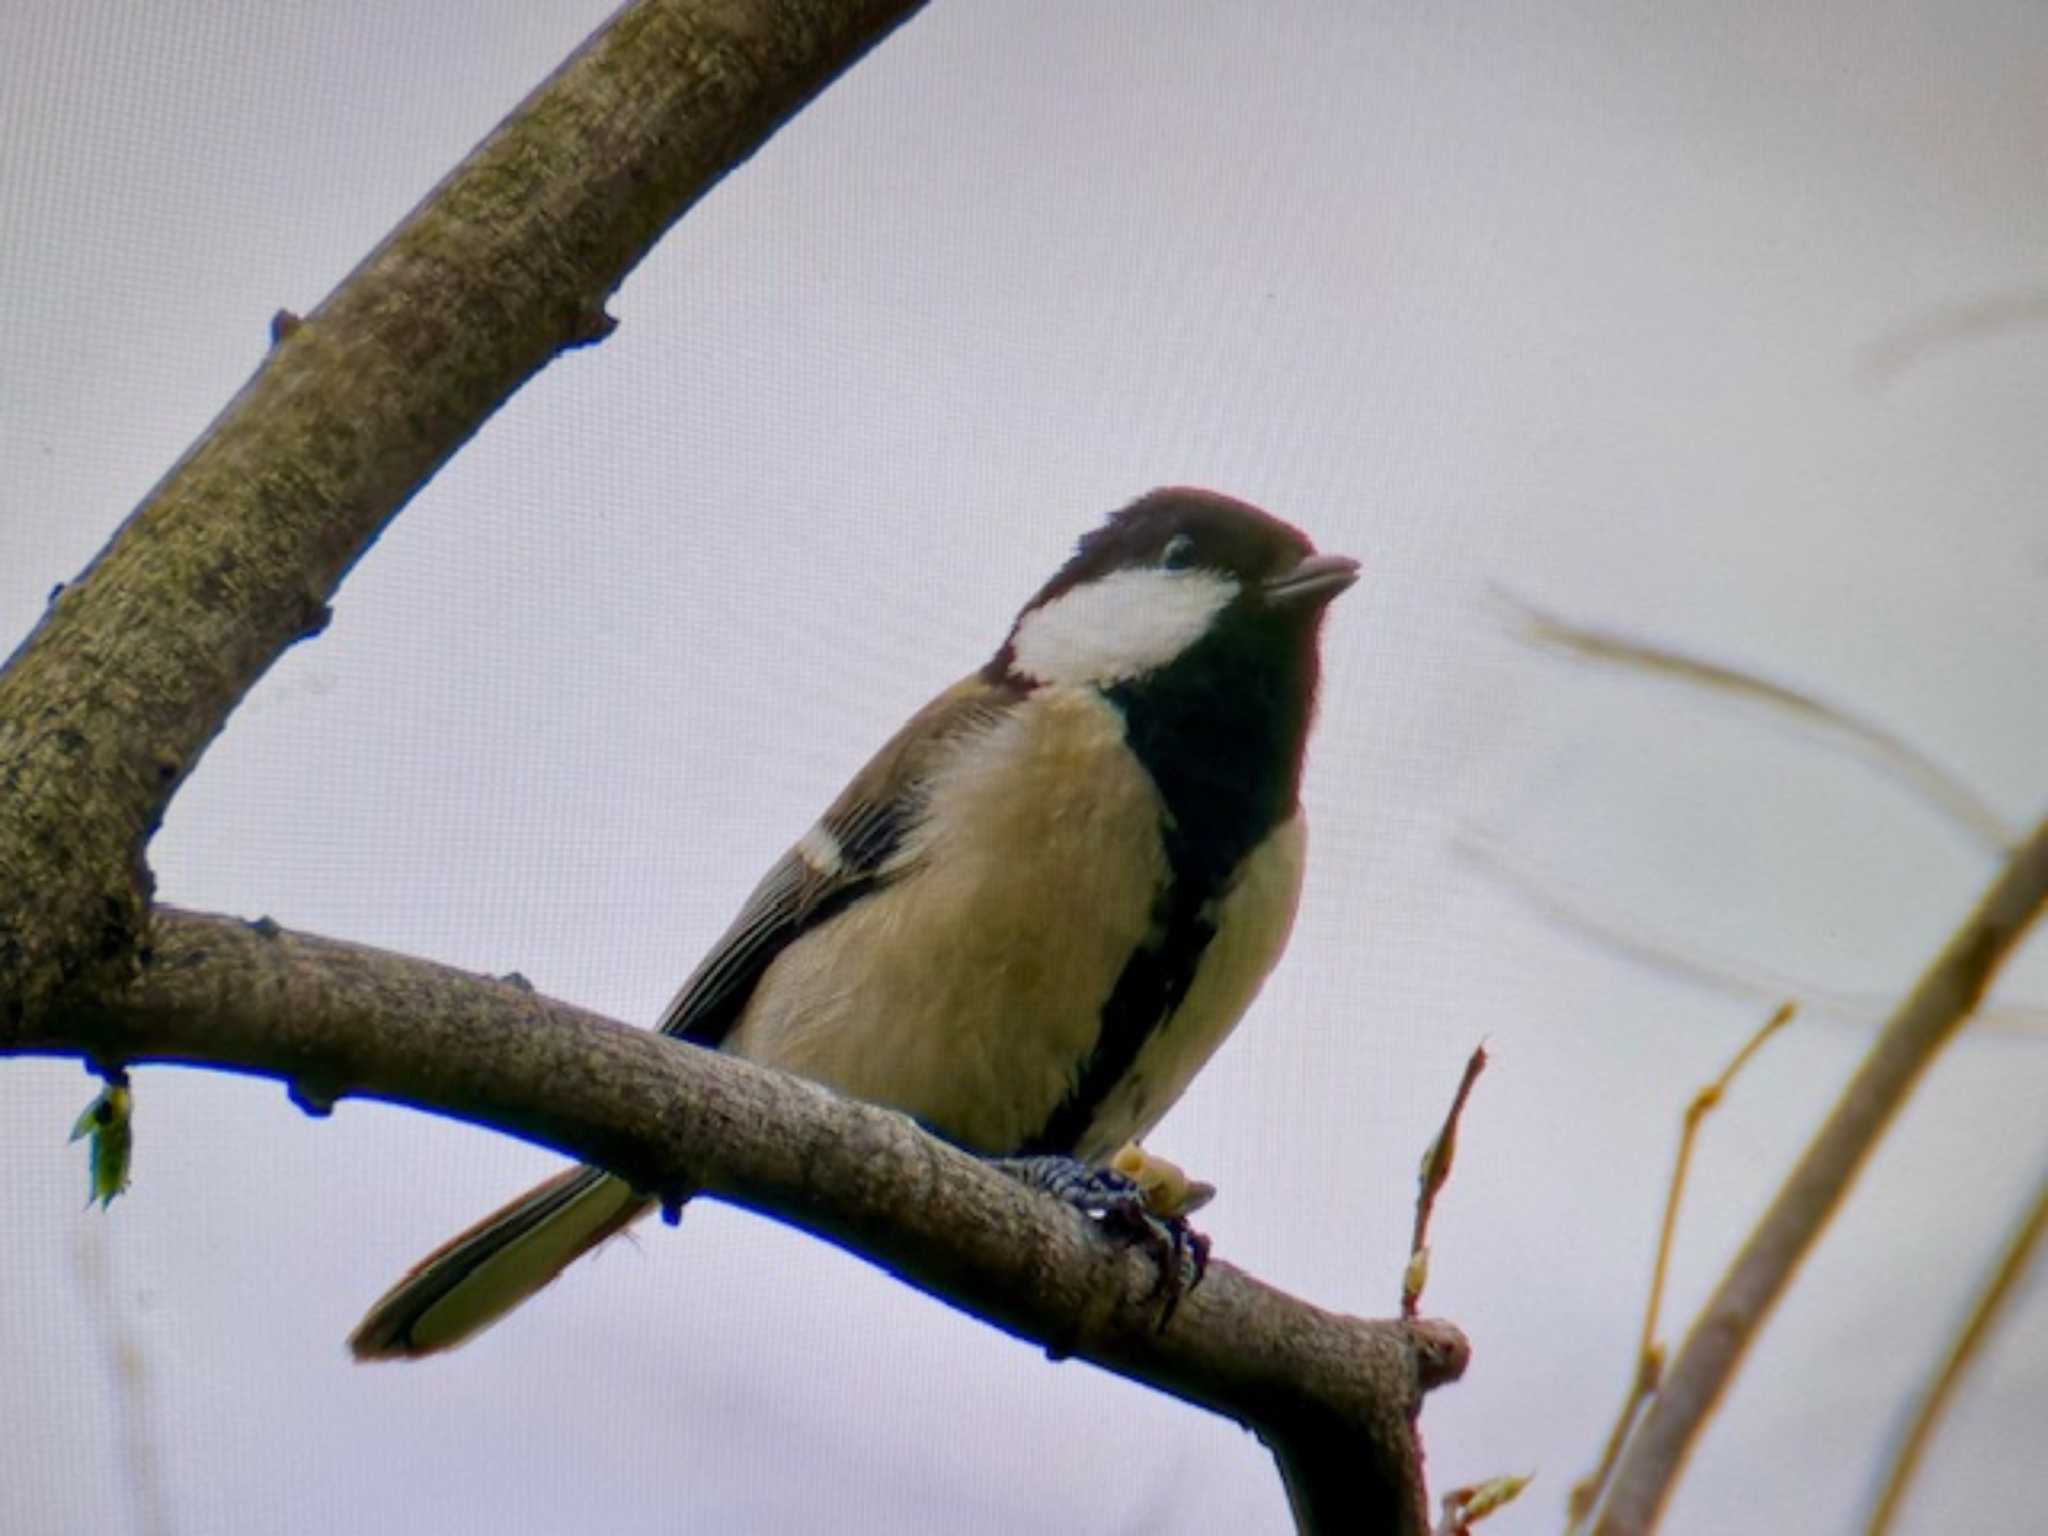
1568, 1003, 1795, 1532
1863, 1167, 2048, 1535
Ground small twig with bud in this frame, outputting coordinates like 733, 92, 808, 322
1432, 1474, 1532, 1535
1405, 1044, 1488, 1319
1568, 1002, 1795, 1532
1111, 1142, 1217, 1218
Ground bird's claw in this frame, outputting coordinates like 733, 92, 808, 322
994, 1155, 1211, 1328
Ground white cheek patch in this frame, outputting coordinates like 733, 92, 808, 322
1009, 567, 1236, 686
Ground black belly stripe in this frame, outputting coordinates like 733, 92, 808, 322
1021, 886, 1216, 1156
1018, 617, 1314, 1156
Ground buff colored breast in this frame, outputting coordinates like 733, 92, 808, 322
723, 686, 1169, 1154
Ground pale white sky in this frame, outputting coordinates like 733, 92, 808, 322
3, 3, 2044, 1533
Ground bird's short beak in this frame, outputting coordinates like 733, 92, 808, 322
1262, 551, 1361, 609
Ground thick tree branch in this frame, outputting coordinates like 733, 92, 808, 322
8, 905, 1466, 1535
0, 0, 923, 1028
1592, 814, 2048, 1535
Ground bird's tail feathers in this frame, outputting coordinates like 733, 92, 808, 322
349, 1164, 651, 1360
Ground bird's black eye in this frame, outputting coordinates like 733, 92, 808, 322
1160, 534, 1196, 570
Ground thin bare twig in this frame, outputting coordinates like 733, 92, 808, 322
1456, 829, 2048, 1037
1568, 1003, 1796, 1532
1405, 1045, 1488, 1318
1496, 592, 2016, 854
1592, 815, 2048, 1535
1863, 1167, 2048, 1535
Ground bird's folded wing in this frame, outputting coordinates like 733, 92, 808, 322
656, 674, 1024, 1047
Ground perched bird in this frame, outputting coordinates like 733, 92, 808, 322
349, 487, 1358, 1358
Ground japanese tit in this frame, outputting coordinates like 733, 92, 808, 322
350, 487, 1358, 1358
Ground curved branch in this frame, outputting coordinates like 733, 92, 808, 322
0, 0, 923, 1027
10, 905, 1466, 1535
1497, 592, 2017, 855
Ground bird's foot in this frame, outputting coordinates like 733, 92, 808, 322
994, 1153, 1211, 1328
